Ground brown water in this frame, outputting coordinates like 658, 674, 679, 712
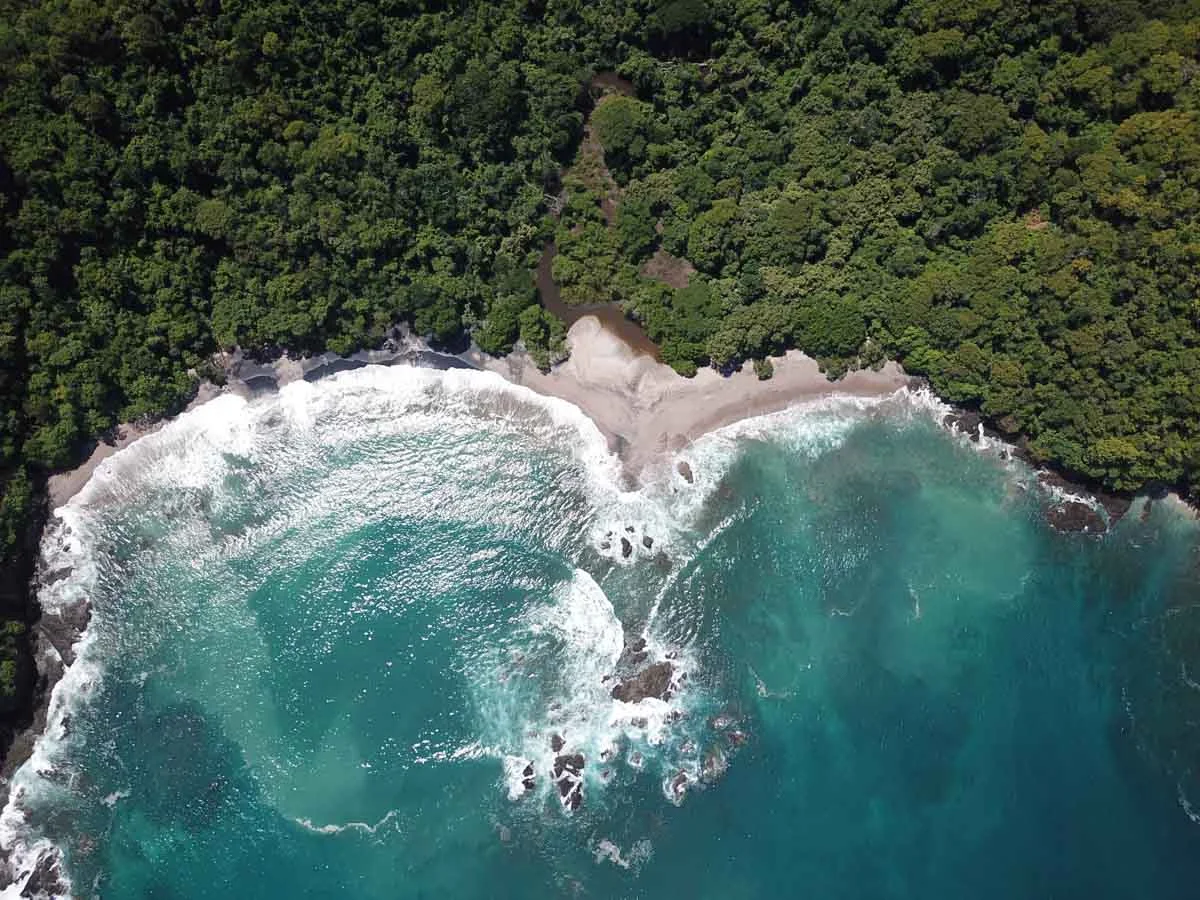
536, 242, 661, 360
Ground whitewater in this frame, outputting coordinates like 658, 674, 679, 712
2, 363, 1199, 899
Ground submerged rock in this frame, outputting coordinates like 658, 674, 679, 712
620, 537, 632, 558
642, 535, 653, 549
611, 661, 674, 703
550, 733, 564, 752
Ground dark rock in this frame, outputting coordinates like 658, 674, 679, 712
599, 540, 611, 550
20, 849, 66, 898
943, 409, 982, 441
625, 525, 635, 533
669, 770, 689, 803
611, 661, 674, 703
553, 753, 584, 779
521, 762, 535, 792
552, 753, 585, 812
1045, 500, 1106, 534
620, 537, 632, 558
677, 460, 694, 483
550, 733, 564, 752
642, 535, 653, 549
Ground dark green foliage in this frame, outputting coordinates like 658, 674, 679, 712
0, 0, 1197, 578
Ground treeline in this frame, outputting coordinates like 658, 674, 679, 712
2, 1, 1200, 695
553, 0, 1200, 495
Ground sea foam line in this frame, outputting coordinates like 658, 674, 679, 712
0, 368, 953, 892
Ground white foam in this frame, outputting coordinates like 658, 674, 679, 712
293, 809, 401, 836
592, 836, 652, 870
1, 366, 954, 884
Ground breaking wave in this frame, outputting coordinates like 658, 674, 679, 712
0, 366, 976, 896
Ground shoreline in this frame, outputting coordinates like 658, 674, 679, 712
461, 316, 910, 478
2, 313, 1193, 893
45, 317, 911, 510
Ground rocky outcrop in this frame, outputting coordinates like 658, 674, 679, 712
1044, 499, 1106, 534
611, 661, 674, 703
553, 752, 585, 811
17, 849, 67, 898
676, 460, 694, 483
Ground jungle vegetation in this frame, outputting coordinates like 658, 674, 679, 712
2, 0, 1200, 697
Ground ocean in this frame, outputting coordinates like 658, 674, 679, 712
3, 364, 1199, 898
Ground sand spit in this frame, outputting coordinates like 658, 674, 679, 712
463, 316, 912, 476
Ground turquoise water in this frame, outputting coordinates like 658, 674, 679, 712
4, 366, 1199, 898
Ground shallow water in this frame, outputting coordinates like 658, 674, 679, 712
4, 366, 1199, 898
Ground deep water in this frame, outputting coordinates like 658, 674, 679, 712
3, 366, 1199, 899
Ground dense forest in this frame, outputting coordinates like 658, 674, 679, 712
1, 0, 1199, 704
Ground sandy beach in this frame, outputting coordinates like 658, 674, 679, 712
48, 317, 910, 509
463, 316, 911, 475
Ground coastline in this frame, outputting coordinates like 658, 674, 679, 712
1, 312, 1192, 893
46, 317, 911, 511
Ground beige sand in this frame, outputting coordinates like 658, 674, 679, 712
48, 318, 910, 508
46, 382, 228, 510
463, 316, 911, 475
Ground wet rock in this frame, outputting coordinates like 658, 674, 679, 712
611, 661, 674, 703
669, 770, 690, 804
677, 460, 694, 483
628, 751, 644, 769
550, 734, 564, 752
521, 762, 535, 793
599, 540, 611, 550
642, 535, 653, 549
625, 525, 635, 533
1045, 500, 1106, 534
942, 409, 982, 440
620, 537, 632, 558
728, 729, 748, 747
21, 849, 66, 898
553, 753, 585, 812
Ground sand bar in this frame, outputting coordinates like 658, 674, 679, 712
463, 315, 912, 475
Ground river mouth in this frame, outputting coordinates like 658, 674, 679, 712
536, 241, 662, 361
